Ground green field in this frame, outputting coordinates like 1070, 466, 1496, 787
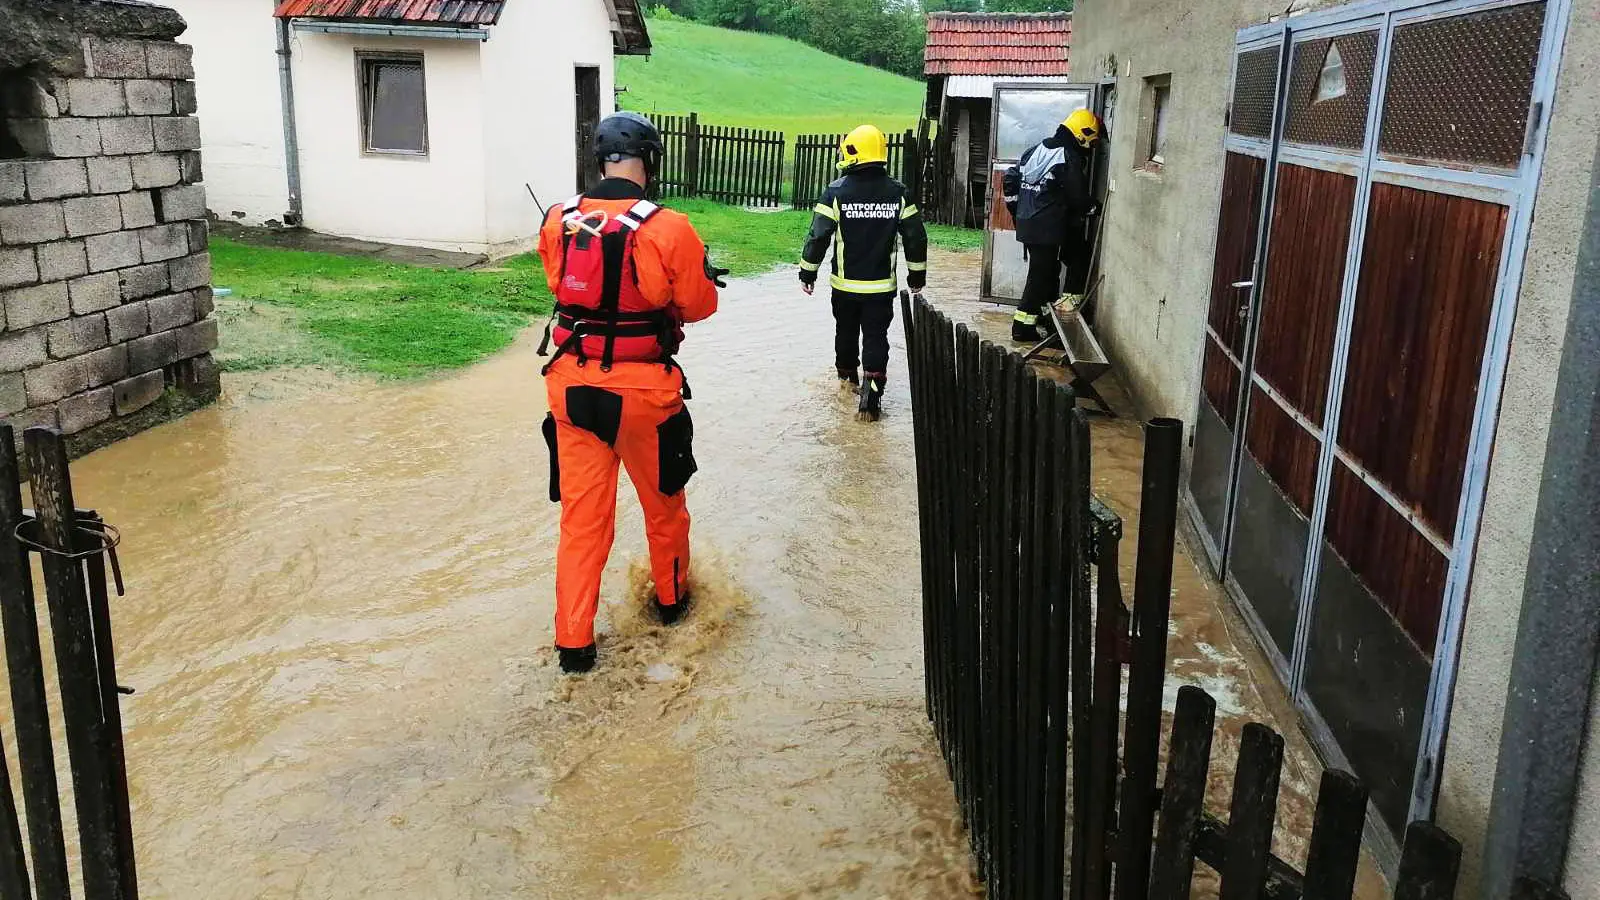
617, 17, 923, 138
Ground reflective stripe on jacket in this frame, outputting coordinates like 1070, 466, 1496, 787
800, 165, 928, 294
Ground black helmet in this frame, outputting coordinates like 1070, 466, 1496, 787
594, 111, 663, 173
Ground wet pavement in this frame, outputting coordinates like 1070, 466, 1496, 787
11, 250, 1382, 897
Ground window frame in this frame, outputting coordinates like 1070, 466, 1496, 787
1136, 73, 1173, 173
356, 50, 430, 158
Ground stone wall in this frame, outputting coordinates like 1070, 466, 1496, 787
0, 0, 218, 454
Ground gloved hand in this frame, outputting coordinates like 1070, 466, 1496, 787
907, 269, 926, 292
704, 254, 730, 288
798, 268, 817, 295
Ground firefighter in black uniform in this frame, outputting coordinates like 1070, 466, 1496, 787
1003, 108, 1102, 342
799, 124, 929, 420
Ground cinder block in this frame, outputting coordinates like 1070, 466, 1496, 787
84, 38, 148, 78
38, 240, 89, 282
106, 301, 150, 343
0, 374, 25, 417
23, 159, 89, 200
147, 292, 197, 333
47, 314, 109, 359
118, 262, 168, 301
178, 151, 203, 185
68, 272, 120, 314
187, 219, 209, 252
85, 231, 142, 272
139, 223, 188, 263
0, 248, 37, 290
126, 329, 178, 373
24, 356, 86, 406
168, 252, 211, 291
0, 329, 49, 373
98, 117, 155, 155
175, 317, 219, 357
156, 184, 206, 222
3, 282, 70, 330
0, 162, 24, 202
83, 344, 129, 389
65, 79, 126, 117
63, 195, 123, 237
59, 386, 115, 434
130, 154, 180, 189
125, 80, 173, 115
173, 81, 198, 116
121, 191, 156, 229
193, 286, 215, 319
2, 404, 60, 435
14, 118, 101, 158
145, 43, 195, 80
87, 156, 134, 194
113, 370, 164, 415
0, 202, 67, 244
152, 117, 201, 153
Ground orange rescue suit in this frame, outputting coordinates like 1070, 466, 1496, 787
537, 179, 720, 651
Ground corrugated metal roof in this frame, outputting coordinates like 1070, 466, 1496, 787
925, 12, 1071, 77
273, 0, 505, 26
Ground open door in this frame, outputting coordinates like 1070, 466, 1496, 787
574, 66, 601, 193
981, 82, 1098, 305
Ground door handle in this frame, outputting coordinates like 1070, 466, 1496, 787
1231, 280, 1254, 289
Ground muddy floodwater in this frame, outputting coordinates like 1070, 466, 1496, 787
29, 252, 1384, 898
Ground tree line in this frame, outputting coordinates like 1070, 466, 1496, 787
649, 0, 1073, 79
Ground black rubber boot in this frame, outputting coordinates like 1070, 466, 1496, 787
858, 374, 885, 421
654, 593, 691, 625
837, 367, 860, 387
1012, 321, 1042, 343
558, 644, 597, 674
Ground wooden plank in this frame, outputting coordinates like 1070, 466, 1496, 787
1082, 502, 1124, 900
1192, 815, 1305, 900
83, 512, 137, 898
1067, 406, 1095, 900
0, 425, 70, 899
25, 427, 128, 899
1218, 723, 1285, 900
1392, 822, 1461, 900
0, 728, 30, 900
1149, 686, 1218, 900
978, 342, 1006, 882
1301, 770, 1368, 900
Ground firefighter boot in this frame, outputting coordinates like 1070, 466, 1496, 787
1013, 320, 1042, 342
858, 373, 885, 421
837, 367, 860, 388
559, 644, 598, 674
654, 592, 691, 625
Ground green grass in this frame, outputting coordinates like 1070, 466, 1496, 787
211, 203, 979, 376
617, 17, 923, 138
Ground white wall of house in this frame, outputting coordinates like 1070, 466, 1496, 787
480, 0, 617, 255
290, 32, 488, 253
165, 0, 289, 226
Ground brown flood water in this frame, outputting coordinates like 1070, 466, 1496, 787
13, 250, 1382, 898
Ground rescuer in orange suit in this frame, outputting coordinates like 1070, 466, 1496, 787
537, 111, 726, 674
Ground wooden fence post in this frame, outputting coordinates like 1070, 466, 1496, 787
1392, 823, 1462, 900
686, 112, 701, 197
1148, 686, 1218, 900
1219, 723, 1285, 900
0, 733, 28, 900
1301, 771, 1369, 900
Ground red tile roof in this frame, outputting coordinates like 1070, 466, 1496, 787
273, 0, 505, 26
925, 12, 1071, 77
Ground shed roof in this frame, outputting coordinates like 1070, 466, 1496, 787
272, 0, 505, 25
924, 12, 1071, 77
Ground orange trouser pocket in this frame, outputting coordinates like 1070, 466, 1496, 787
545, 359, 694, 649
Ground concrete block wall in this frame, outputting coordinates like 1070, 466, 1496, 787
0, 23, 219, 450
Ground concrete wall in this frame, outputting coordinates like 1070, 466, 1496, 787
156, 0, 287, 227
480, 0, 615, 255
0, 16, 220, 451
1570, 667, 1600, 896
1434, 0, 1600, 893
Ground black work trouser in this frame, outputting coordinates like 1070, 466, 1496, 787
1020, 244, 1063, 321
831, 289, 896, 377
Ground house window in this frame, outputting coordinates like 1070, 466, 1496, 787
359, 53, 427, 156
1141, 75, 1172, 168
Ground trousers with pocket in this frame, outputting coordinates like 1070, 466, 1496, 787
542, 356, 697, 650
831, 289, 896, 377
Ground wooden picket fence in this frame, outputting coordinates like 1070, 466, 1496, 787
901, 294, 1573, 900
791, 128, 923, 211
652, 113, 787, 207
0, 425, 138, 899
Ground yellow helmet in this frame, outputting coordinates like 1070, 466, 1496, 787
1063, 108, 1102, 149
838, 124, 889, 170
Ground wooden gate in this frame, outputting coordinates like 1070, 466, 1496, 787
652, 113, 787, 207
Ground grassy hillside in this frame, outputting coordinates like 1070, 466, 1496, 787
617, 17, 923, 138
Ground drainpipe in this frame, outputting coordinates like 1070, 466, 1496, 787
275, 16, 304, 226
1480, 136, 1600, 897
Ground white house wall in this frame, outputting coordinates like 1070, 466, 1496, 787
290, 31, 489, 253
164, 0, 289, 226
479, 0, 617, 255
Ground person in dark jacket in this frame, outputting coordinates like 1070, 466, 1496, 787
1003, 108, 1102, 342
799, 124, 929, 420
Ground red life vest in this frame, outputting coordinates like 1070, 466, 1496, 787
540, 196, 684, 373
